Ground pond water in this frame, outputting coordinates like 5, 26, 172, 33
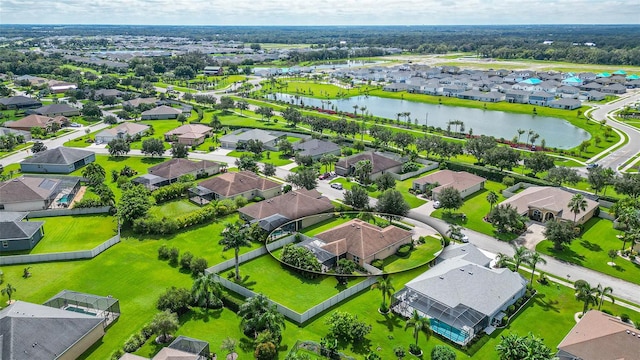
272, 93, 590, 149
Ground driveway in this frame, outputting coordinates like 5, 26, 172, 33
515, 223, 547, 250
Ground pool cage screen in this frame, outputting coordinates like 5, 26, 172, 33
43, 290, 120, 327
169, 336, 210, 360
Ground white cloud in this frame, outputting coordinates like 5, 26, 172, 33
1, 0, 638, 25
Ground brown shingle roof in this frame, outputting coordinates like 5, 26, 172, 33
5, 114, 65, 129
0, 177, 60, 203
315, 219, 412, 259
557, 310, 640, 360
500, 186, 599, 222
239, 189, 333, 221
165, 124, 212, 137
335, 152, 402, 174
414, 170, 485, 193
148, 159, 220, 181
198, 171, 280, 197
142, 105, 181, 116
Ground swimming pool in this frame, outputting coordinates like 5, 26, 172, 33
65, 306, 97, 316
430, 319, 470, 344
57, 194, 72, 204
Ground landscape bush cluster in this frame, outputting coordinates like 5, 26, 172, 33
151, 181, 193, 203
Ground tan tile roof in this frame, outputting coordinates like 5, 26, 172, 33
123, 97, 158, 107
99, 122, 149, 137
335, 152, 402, 174
499, 186, 599, 222
198, 171, 280, 197
414, 170, 485, 193
142, 105, 181, 116
165, 124, 212, 137
315, 218, 412, 259
239, 189, 333, 221
148, 158, 220, 180
151, 347, 199, 360
558, 310, 640, 360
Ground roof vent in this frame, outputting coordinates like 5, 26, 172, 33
468, 272, 473, 275
439, 276, 444, 279
460, 268, 465, 271
627, 330, 631, 334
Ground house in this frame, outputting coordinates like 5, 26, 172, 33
0, 300, 106, 360
93, 89, 124, 100
0, 127, 32, 142
505, 90, 530, 104
132, 158, 221, 190
557, 86, 580, 98
561, 76, 584, 87
601, 83, 627, 94
0, 211, 45, 252
549, 98, 582, 110
556, 310, 640, 360
335, 151, 403, 181
14, 75, 48, 86
141, 105, 181, 120
528, 91, 555, 106
219, 128, 285, 150
164, 124, 213, 146
392, 243, 527, 346
94, 122, 150, 144
0, 95, 42, 109
239, 189, 334, 232
292, 139, 341, 160
383, 83, 409, 92
29, 103, 81, 117
302, 218, 413, 267
119, 336, 209, 360
203, 66, 224, 76
189, 171, 281, 205
4, 114, 69, 132
412, 170, 485, 200
48, 81, 77, 94
122, 97, 159, 108
499, 186, 598, 224
0, 176, 80, 211
20, 147, 95, 174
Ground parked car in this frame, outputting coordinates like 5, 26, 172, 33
433, 200, 441, 209
330, 183, 343, 190
69, 123, 82, 128
319, 173, 330, 180
450, 232, 469, 243
586, 163, 599, 169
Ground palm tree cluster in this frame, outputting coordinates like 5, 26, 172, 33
575, 280, 614, 315
238, 293, 286, 344
495, 245, 547, 285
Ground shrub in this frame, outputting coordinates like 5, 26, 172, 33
152, 182, 192, 203
396, 244, 412, 258
253, 196, 264, 202
122, 332, 146, 353
234, 196, 248, 208
408, 343, 421, 355
255, 342, 278, 360
190, 257, 208, 275
342, 148, 353, 156
180, 251, 194, 271
168, 247, 179, 265
73, 198, 104, 208
402, 162, 420, 174
158, 244, 170, 260
156, 287, 191, 315
601, 309, 613, 315
621, 313, 630, 323
393, 346, 406, 359
110, 349, 124, 360
502, 316, 509, 326
507, 305, 516, 315
353, 141, 365, 151
370, 259, 384, 269
221, 293, 243, 313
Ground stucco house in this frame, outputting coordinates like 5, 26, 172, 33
164, 124, 213, 146
0, 176, 80, 211
0, 127, 31, 142
0, 95, 42, 109
189, 171, 281, 204
549, 98, 582, 110
528, 91, 555, 106
94, 123, 150, 144
219, 128, 285, 150
292, 139, 341, 160
335, 151, 403, 181
499, 186, 598, 224
5, 114, 69, 132
393, 243, 527, 346
122, 97, 160, 108
20, 147, 95, 174
28, 103, 81, 117
141, 105, 181, 120
413, 170, 485, 199
132, 158, 222, 190
0, 211, 45, 252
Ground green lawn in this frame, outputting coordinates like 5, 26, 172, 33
262, 81, 379, 99
4, 215, 117, 255
301, 214, 360, 237
330, 176, 427, 209
536, 218, 640, 285
382, 236, 442, 272
227, 150, 293, 166
147, 199, 201, 218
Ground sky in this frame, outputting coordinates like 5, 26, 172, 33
1, 0, 639, 25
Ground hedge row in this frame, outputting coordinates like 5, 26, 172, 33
152, 181, 193, 204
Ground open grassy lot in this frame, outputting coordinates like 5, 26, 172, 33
536, 218, 640, 285
262, 81, 380, 99
147, 199, 201, 218
227, 149, 293, 166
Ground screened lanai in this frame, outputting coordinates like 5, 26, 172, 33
43, 290, 120, 327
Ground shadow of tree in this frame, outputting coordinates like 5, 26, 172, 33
376, 312, 403, 332
580, 240, 602, 252
533, 293, 561, 313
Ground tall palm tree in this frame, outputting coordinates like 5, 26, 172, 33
371, 276, 395, 312
405, 310, 432, 347
191, 273, 223, 309
525, 252, 547, 285
568, 193, 588, 225
575, 280, 599, 315
238, 293, 284, 339
1, 283, 16, 302
596, 284, 614, 310
516, 129, 525, 145
218, 222, 252, 281
512, 245, 531, 272
486, 191, 499, 213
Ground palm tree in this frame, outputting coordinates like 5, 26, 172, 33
371, 276, 395, 312
238, 293, 285, 339
568, 193, 588, 225
516, 129, 525, 145
525, 252, 547, 285
1, 283, 16, 303
405, 310, 432, 348
486, 191, 498, 213
82, 163, 106, 185
512, 245, 531, 272
352, 104, 359, 117
596, 284, 614, 310
575, 280, 599, 315
495, 253, 511, 268
191, 273, 223, 309
218, 222, 252, 281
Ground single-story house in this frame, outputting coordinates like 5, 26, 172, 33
133, 158, 221, 189
189, 171, 281, 205
549, 98, 582, 110
292, 139, 341, 160
14, 75, 48, 86
0, 95, 42, 109
141, 105, 181, 120
94, 122, 150, 144
303, 218, 413, 267
499, 186, 598, 225
92, 89, 124, 100
49, 81, 77, 94
28, 103, 80, 117
392, 243, 527, 346
20, 147, 96, 174
335, 151, 403, 181
122, 97, 160, 108
0, 211, 45, 252
0, 127, 32, 142
0, 176, 80, 211
580, 90, 606, 101
220, 128, 285, 150
203, 66, 224, 76
457, 90, 504, 102
383, 83, 409, 92
412, 170, 485, 200
4, 114, 69, 132
601, 83, 627, 94
556, 310, 640, 360
528, 91, 555, 106
0, 300, 106, 360
557, 85, 580, 98
239, 189, 334, 232
164, 124, 213, 146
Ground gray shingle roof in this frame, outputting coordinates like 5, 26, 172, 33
0, 219, 44, 241
141, 105, 181, 116
21, 147, 94, 166
220, 129, 280, 144
0, 96, 41, 107
292, 139, 340, 157
436, 243, 492, 267
32, 103, 78, 115
0, 177, 60, 203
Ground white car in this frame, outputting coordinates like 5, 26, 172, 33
450, 232, 469, 243
330, 183, 343, 190
433, 200, 441, 209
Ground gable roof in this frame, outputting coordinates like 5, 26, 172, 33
557, 310, 640, 360
500, 186, 598, 221
0, 219, 44, 241
148, 158, 220, 180
197, 171, 280, 197
21, 147, 94, 166
292, 139, 340, 157
335, 151, 403, 174
314, 218, 412, 259
239, 189, 333, 221
0, 301, 104, 360
0, 177, 60, 203
142, 105, 181, 116
414, 170, 485, 193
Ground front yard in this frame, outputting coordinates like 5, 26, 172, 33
329, 175, 428, 209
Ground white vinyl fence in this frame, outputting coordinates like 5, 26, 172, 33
0, 235, 120, 265
28, 206, 111, 218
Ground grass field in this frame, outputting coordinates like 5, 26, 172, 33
227, 149, 293, 166
329, 175, 428, 208
147, 199, 201, 218
536, 217, 640, 285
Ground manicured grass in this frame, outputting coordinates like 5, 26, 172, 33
382, 236, 442, 272
431, 181, 520, 241
4, 215, 117, 255
536, 217, 640, 285
148, 199, 201, 218
330, 176, 427, 208
263, 81, 379, 99
227, 150, 293, 166
301, 214, 359, 237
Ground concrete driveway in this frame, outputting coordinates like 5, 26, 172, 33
515, 223, 547, 250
